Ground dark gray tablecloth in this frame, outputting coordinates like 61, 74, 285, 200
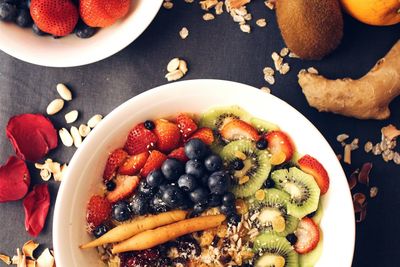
0, 1, 399, 266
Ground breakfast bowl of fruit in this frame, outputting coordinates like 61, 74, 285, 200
53, 79, 355, 267
0, 0, 163, 67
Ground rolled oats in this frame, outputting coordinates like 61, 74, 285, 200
364, 141, 373, 153
256, 18, 267, 27
239, 24, 251, 33
279, 47, 289, 57
203, 13, 215, 21
179, 27, 189, 39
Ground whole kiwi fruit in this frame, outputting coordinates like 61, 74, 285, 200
276, 0, 344, 60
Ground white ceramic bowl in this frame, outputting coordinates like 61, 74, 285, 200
0, 0, 162, 67
53, 79, 355, 267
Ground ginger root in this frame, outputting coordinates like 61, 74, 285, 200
298, 40, 400, 120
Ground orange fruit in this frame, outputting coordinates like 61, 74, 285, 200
340, 0, 400, 26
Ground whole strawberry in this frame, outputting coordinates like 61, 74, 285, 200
30, 0, 78, 36
80, 0, 131, 27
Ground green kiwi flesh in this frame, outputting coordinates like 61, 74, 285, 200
250, 117, 280, 133
253, 233, 299, 267
221, 140, 271, 197
271, 167, 320, 219
199, 105, 251, 130
247, 189, 299, 237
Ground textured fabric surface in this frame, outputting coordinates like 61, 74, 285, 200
0, 2, 399, 266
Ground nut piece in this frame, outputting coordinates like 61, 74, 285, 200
203, 13, 215, 21
165, 70, 184, 82
79, 124, 91, 137
240, 24, 251, 33
88, 114, 103, 128
46, 99, 64, 115
64, 110, 79, 124
70, 126, 82, 148
59, 128, 73, 147
56, 83, 72, 101
179, 27, 189, 39
167, 58, 180, 72
37, 248, 55, 267
178, 60, 188, 74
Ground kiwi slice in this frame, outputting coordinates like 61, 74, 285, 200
220, 140, 271, 198
247, 189, 299, 237
199, 105, 251, 130
271, 167, 320, 219
250, 117, 280, 133
253, 233, 299, 267
299, 230, 323, 267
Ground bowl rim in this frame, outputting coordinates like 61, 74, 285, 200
0, 0, 163, 67
53, 79, 355, 266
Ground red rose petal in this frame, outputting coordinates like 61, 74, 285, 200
6, 114, 58, 162
0, 156, 30, 202
23, 184, 50, 237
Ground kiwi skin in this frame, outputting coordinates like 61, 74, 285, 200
276, 0, 343, 60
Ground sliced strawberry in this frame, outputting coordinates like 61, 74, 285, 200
118, 152, 149, 176
86, 195, 111, 229
265, 130, 294, 163
103, 148, 128, 181
153, 119, 181, 153
220, 119, 259, 141
140, 150, 168, 177
176, 113, 198, 139
168, 147, 189, 163
124, 123, 158, 155
298, 155, 330, 195
189, 127, 214, 145
106, 175, 140, 203
294, 217, 320, 254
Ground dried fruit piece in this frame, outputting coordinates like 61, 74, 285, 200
358, 162, 372, 186
6, 114, 58, 161
0, 156, 30, 202
23, 184, 50, 237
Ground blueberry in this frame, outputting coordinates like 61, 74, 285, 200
130, 194, 149, 215
264, 178, 275, 189
222, 192, 235, 206
228, 213, 241, 225
177, 174, 198, 192
219, 204, 235, 215
189, 187, 209, 204
307, 211, 316, 218
208, 171, 231, 195
192, 202, 207, 215
112, 201, 132, 222
150, 195, 169, 214
185, 160, 205, 178
208, 194, 222, 207
105, 180, 116, 191
75, 24, 97, 39
0, 3, 17, 21
161, 159, 185, 181
204, 154, 223, 172
200, 174, 209, 186
231, 159, 244, 170
146, 170, 165, 188
32, 23, 47, 36
184, 139, 208, 160
144, 120, 155, 130
93, 224, 108, 238
137, 180, 156, 197
256, 138, 268, 150
15, 8, 31, 27
286, 233, 298, 245
162, 185, 184, 208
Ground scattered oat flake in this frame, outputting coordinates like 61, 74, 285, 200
260, 87, 271, 93
264, 75, 275, 85
364, 141, 373, 153
350, 138, 359, 151
279, 63, 290, 75
336, 133, 349, 142
370, 187, 378, 198
256, 18, 267, 27
307, 67, 319, 74
203, 13, 215, 20
394, 152, 400, 164
288, 52, 299, 58
240, 24, 251, 33
372, 143, 382, 155
381, 124, 400, 141
163, 1, 173, 9
280, 47, 289, 57
185, 0, 193, 3
179, 27, 189, 39
263, 67, 274, 76
344, 144, 351, 164
215, 1, 223, 14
